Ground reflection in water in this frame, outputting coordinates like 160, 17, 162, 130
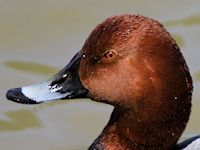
165, 13, 200, 26
0, 109, 42, 131
194, 71, 200, 82
4, 60, 59, 76
171, 34, 184, 47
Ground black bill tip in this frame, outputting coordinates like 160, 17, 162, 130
6, 88, 39, 104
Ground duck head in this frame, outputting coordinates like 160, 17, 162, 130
6, 15, 193, 149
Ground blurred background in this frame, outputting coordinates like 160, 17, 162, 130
0, 0, 200, 149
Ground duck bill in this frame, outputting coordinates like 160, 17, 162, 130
6, 51, 88, 104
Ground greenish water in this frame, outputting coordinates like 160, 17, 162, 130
171, 34, 185, 47
4, 61, 58, 76
165, 13, 200, 26
0, 0, 200, 150
194, 71, 200, 82
0, 110, 42, 131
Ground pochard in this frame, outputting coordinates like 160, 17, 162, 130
6, 15, 200, 150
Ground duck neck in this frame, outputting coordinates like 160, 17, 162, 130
88, 107, 131, 150
89, 103, 188, 150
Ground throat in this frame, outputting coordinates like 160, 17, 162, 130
88, 120, 130, 150
88, 107, 136, 150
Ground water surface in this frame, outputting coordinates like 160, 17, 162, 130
0, 1, 200, 149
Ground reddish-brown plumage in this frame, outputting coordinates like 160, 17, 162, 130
79, 15, 192, 149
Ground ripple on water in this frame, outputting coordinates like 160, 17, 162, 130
165, 13, 200, 26
4, 60, 59, 76
0, 109, 42, 131
171, 33, 185, 47
194, 71, 200, 82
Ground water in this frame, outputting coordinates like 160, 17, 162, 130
0, 0, 200, 149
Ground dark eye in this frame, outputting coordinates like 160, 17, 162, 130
103, 51, 115, 59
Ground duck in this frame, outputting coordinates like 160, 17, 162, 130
6, 14, 200, 150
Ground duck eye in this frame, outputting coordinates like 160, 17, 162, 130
103, 51, 115, 59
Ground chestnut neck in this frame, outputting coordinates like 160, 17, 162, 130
88, 98, 190, 150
